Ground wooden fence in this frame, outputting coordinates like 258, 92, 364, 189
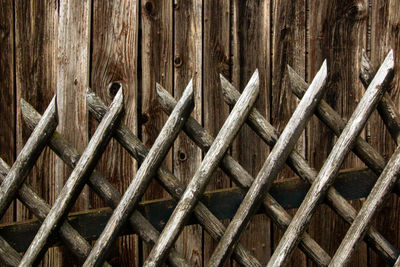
0, 0, 399, 266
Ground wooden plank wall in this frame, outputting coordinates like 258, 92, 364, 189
0, 0, 399, 266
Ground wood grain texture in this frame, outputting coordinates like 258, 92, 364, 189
0, 0, 15, 235
144, 72, 260, 267
306, 1, 369, 265
23, 95, 191, 267
231, 1, 272, 265
209, 62, 327, 267
268, 50, 394, 267
84, 84, 194, 267
367, 1, 400, 265
157, 81, 331, 266
20, 89, 124, 266
91, 0, 139, 265
172, 1, 203, 264
14, 1, 60, 265
89, 88, 261, 267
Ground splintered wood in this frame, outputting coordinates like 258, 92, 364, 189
1, 49, 400, 267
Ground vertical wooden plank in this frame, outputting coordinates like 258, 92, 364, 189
14, 1, 60, 266
91, 0, 139, 265
231, 0, 271, 265
0, 0, 15, 227
173, 0, 203, 265
368, 0, 400, 265
140, 0, 173, 262
270, 0, 307, 265
202, 0, 231, 264
306, 1, 368, 266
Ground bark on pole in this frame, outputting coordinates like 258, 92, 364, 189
267, 50, 394, 267
83, 82, 194, 267
19, 88, 124, 266
208, 61, 328, 267
144, 70, 260, 267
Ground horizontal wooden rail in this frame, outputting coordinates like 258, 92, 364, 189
0, 167, 377, 253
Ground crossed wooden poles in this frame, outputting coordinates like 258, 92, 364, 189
0, 49, 398, 266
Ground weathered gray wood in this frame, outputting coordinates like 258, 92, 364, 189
19, 88, 124, 266
360, 50, 400, 146
157, 82, 330, 266
0, 157, 112, 267
87, 89, 263, 267
0, 97, 57, 219
0, 233, 21, 267
84, 82, 194, 267
267, 50, 395, 267
208, 61, 327, 266
21, 99, 191, 267
144, 70, 260, 267
330, 148, 400, 265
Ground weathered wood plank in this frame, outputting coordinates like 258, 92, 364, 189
21, 97, 191, 267
140, 0, 173, 262
19, 89, 124, 266
268, 50, 394, 267
208, 62, 327, 266
0, 97, 57, 219
84, 84, 194, 267
172, 1, 203, 264
0, 167, 382, 253
144, 71, 260, 266
367, 0, 400, 265
0, 0, 15, 234
91, 0, 139, 265
157, 82, 330, 266
231, 1, 272, 264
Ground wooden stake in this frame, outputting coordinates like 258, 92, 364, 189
21, 101, 191, 267
331, 141, 400, 265
267, 50, 394, 267
0, 97, 57, 219
19, 88, 124, 266
144, 70, 260, 267
208, 61, 328, 267
0, 158, 112, 267
157, 82, 331, 266
83, 82, 194, 267
86, 87, 262, 267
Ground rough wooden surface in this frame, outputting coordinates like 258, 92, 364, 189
21, 96, 191, 267
0, 97, 57, 219
268, 50, 394, 267
87, 89, 261, 267
208, 62, 328, 266
84, 84, 194, 267
19, 90, 124, 266
157, 82, 330, 266
144, 71, 260, 266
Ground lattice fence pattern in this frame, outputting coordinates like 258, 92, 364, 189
0, 49, 398, 266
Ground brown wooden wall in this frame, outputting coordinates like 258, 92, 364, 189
0, 0, 399, 266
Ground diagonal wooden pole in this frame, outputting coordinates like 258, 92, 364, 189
0, 96, 57, 219
19, 88, 124, 266
330, 141, 400, 265
86, 86, 262, 267
208, 61, 328, 267
0, 229, 21, 266
267, 50, 394, 267
144, 70, 260, 267
156, 82, 331, 266
0, 157, 113, 267
21, 100, 192, 267
83, 81, 194, 267
222, 73, 398, 264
